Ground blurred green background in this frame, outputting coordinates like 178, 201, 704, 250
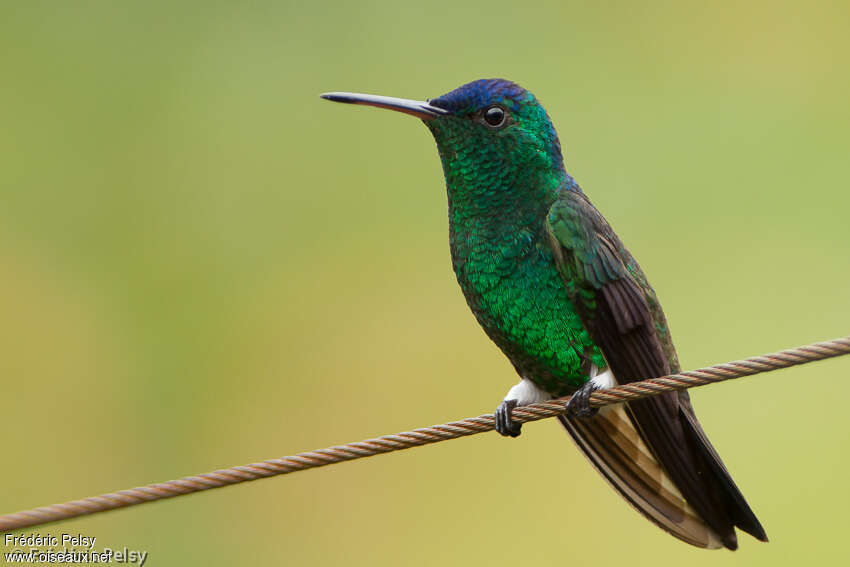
2, 1, 849, 565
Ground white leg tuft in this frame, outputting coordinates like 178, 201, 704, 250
504, 377, 552, 406
590, 367, 617, 390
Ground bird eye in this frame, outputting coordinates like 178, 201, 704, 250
483, 105, 506, 128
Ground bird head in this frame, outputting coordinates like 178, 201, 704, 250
321, 79, 573, 214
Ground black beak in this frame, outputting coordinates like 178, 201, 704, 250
320, 91, 449, 120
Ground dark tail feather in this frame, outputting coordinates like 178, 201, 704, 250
676, 391, 768, 543
560, 393, 767, 550
559, 404, 726, 549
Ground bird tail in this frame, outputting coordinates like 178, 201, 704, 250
559, 401, 727, 548
673, 390, 769, 544
559, 392, 767, 549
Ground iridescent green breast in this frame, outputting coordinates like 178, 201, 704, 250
449, 220, 603, 395
423, 79, 607, 393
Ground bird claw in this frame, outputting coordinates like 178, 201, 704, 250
495, 399, 523, 437
565, 381, 600, 419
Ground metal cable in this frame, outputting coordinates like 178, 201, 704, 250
2, 335, 849, 533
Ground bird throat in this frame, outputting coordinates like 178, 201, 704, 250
424, 120, 593, 392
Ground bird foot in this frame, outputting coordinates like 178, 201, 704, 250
564, 381, 600, 419
495, 399, 523, 437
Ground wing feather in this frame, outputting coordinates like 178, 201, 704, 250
546, 191, 766, 549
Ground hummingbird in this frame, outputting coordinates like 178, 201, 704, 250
321, 79, 767, 550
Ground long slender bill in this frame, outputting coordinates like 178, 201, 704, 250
320, 92, 448, 119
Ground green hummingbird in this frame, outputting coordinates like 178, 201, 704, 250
321, 79, 767, 550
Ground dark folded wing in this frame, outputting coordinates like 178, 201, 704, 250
546, 191, 766, 549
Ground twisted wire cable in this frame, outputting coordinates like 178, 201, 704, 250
2, 335, 848, 533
